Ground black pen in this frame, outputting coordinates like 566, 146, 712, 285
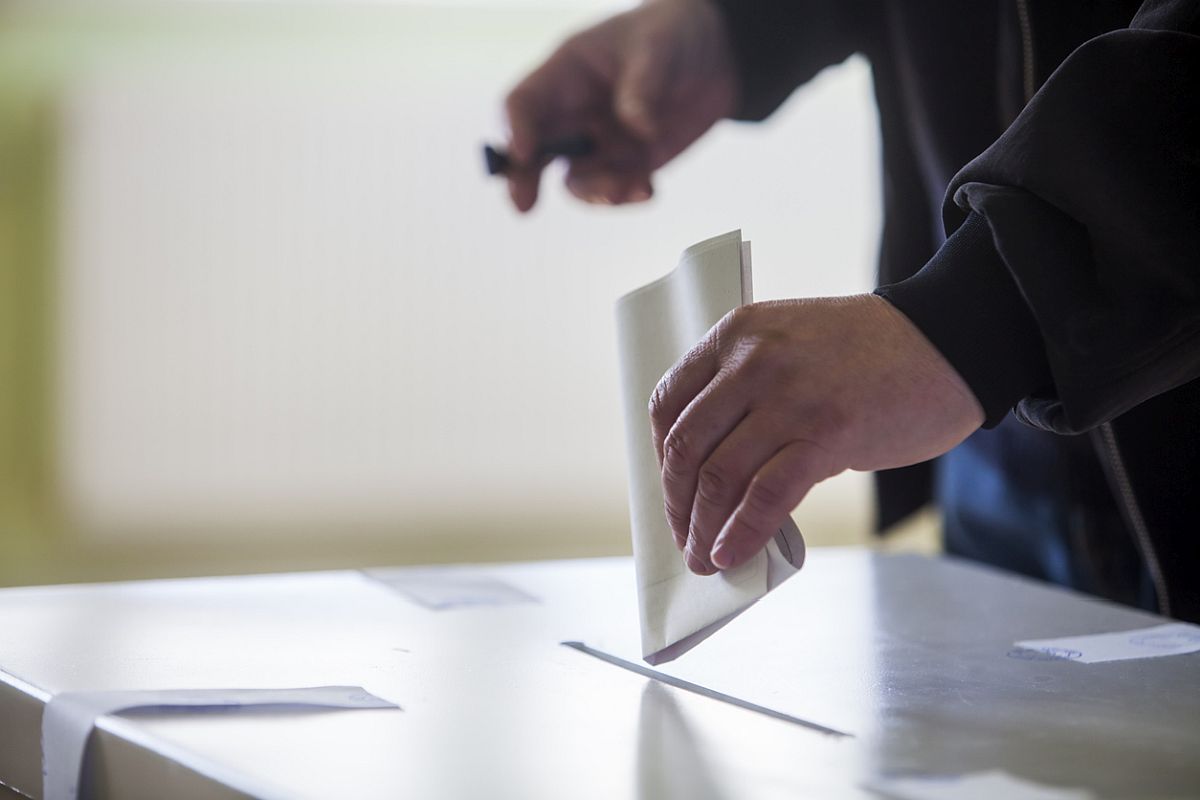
483, 135, 596, 176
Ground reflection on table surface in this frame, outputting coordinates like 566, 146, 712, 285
0, 550, 1196, 799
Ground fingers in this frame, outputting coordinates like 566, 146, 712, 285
659, 379, 749, 559
503, 41, 587, 213
504, 83, 541, 167
503, 22, 662, 211
565, 167, 653, 205
709, 440, 831, 571
562, 115, 655, 204
503, 79, 555, 213
683, 413, 790, 575
505, 102, 656, 210
507, 168, 542, 213
649, 338, 719, 467
649, 342, 721, 549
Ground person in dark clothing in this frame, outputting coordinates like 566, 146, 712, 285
501, 0, 1200, 622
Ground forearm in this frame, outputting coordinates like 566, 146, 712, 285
879, 10, 1200, 433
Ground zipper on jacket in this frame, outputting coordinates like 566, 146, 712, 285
1010, 5, 1169, 616
1094, 422, 1171, 617
1015, 0, 1037, 102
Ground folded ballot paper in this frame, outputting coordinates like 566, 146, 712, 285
616, 231, 805, 665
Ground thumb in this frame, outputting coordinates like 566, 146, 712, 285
614, 45, 669, 140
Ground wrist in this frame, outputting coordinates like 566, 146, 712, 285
875, 213, 1052, 428
869, 294, 986, 429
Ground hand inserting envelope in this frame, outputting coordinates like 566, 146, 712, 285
616, 231, 805, 665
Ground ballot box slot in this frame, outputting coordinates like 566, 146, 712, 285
561, 641, 852, 738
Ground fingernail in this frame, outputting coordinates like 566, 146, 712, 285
629, 187, 651, 202
711, 539, 736, 570
684, 548, 712, 576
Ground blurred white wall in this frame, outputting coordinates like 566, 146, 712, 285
12, 0, 883, 576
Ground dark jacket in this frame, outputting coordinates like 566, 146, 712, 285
712, 0, 1200, 621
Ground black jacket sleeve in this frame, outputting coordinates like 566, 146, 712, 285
879, 0, 1200, 434
710, 0, 873, 120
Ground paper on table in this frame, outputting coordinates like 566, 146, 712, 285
363, 568, 538, 610
1013, 622, 1200, 664
615, 231, 805, 665
867, 770, 1093, 800
43, 686, 397, 800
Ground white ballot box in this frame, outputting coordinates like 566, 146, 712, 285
1, 551, 1198, 799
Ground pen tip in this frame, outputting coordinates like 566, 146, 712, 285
483, 144, 509, 176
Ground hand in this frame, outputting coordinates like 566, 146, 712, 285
503, 0, 738, 212
649, 295, 984, 575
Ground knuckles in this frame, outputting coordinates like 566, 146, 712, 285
647, 379, 671, 428
723, 303, 776, 336
661, 428, 693, 473
720, 305, 753, 336
719, 305, 795, 372
695, 461, 733, 505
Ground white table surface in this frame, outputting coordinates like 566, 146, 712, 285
1, 550, 1197, 799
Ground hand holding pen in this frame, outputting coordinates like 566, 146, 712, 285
491, 0, 740, 212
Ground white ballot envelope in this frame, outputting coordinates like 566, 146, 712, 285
616, 231, 806, 665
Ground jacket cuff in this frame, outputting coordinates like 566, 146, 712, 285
874, 212, 1053, 428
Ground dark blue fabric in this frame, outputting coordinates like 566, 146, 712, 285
939, 418, 1156, 611
940, 423, 1075, 585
